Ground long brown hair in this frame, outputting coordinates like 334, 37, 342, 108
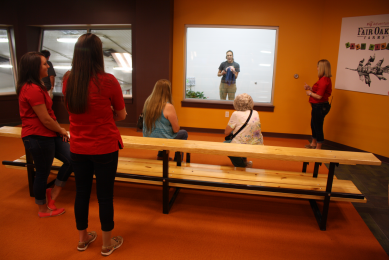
143, 79, 172, 134
64, 33, 105, 114
317, 59, 332, 78
16, 52, 46, 96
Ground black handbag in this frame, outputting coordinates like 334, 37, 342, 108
225, 110, 253, 141
137, 113, 144, 130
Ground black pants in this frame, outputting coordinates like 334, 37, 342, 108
22, 135, 72, 205
71, 151, 118, 231
310, 102, 331, 143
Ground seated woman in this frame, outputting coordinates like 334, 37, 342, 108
17, 52, 73, 218
224, 93, 264, 167
142, 79, 188, 161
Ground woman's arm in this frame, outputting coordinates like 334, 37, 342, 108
113, 108, 127, 121
225, 125, 233, 135
32, 104, 69, 138
306, 90, 322, 99
164, 103, 180, 133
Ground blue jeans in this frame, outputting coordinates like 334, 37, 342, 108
223, 140, 247, 167
22, 135, 72, 205
157, 130, 188, 160
311, 102, 331, 143
71, 151, 118, 231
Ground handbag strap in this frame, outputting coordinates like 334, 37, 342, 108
231, 110, 253, 139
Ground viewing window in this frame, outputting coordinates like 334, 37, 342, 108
41, 27, 132, 97
0, 28, 16, 94
184, 25, 278, 109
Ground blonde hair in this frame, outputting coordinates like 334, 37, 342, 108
317, 59, 332, 78
233, 93, 254, 111
143, 79, 172, 134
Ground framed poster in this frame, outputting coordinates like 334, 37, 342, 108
335, 14, 389, 95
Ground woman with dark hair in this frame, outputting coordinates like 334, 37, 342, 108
304, 59, 332, 150
17, 51, 72, 218
63, 33, 126, 256
142, 79, 188, 161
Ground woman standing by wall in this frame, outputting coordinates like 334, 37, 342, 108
17, 52, 72, 218
304, 59, 332, 149
63, 33, 126, 256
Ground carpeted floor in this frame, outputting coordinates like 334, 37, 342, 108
0, 126, 387, 260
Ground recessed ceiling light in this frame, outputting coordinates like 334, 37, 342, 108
53, 66, 72, 69
57, 38, 78, 43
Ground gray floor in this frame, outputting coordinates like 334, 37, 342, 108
322, 143, 389, 256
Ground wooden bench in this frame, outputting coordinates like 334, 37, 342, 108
0, 126, 381, 231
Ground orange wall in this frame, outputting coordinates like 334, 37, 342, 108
172, 0, 389, 157
319, 0, 389, 157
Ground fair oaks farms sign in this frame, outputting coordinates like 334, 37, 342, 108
335, 14, 389, 95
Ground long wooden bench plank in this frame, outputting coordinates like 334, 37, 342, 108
10, 156, 356, 192
5, 156, 365, 203
0, 126, 381, 166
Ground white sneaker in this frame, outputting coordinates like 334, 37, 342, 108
246, 161, 253, 168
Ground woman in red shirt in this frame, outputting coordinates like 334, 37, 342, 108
304, 59, 332, 149
17, 52, 73, 218
63, 33, 126, 256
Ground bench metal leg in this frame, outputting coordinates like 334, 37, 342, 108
186, 153, 191, 163
163, 150, 182, 214
25, 148, 35, 197
169, 187, 181, 210
309, 162, 338, 231
302, 162, 309, 173
313, 162, 322, 178
163, 150, 170, 214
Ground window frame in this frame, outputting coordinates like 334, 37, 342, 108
39, 25, 133, 100
182, 25, 278, 112
0, 26, 17, 96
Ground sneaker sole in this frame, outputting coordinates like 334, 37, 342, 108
101, 238, 124, 256
77, 233, 98, 251
38, 210, 65, 218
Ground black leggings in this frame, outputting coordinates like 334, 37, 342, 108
310, 102, 331, 143
71, 151, 118, 231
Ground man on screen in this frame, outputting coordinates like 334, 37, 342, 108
218, 50, 240, 100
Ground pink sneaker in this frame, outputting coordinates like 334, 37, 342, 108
38, 208, 65, 218
46, 188, 57, 210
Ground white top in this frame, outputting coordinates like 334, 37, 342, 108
228, 110, 264, 145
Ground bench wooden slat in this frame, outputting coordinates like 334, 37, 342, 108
0, 126, 381, 166
6, 156, 364, 203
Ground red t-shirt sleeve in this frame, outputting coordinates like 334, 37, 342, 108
109, 75, 125, 111
315, 78, 328, 97
26, 85, 46, 107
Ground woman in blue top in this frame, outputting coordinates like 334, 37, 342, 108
143, 79, 188, 160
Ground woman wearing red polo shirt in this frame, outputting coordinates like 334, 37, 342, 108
17, 52, 72, 218
63, 33, 126, 256
304, 59, 332, 149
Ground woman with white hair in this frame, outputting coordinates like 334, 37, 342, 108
224, 93, 263, 167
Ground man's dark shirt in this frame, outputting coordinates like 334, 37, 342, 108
42, 61, 56, 91
218, 61, 240, 83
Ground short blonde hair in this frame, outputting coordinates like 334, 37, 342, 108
317, 59, 332, 78
233, 93, 254, 111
